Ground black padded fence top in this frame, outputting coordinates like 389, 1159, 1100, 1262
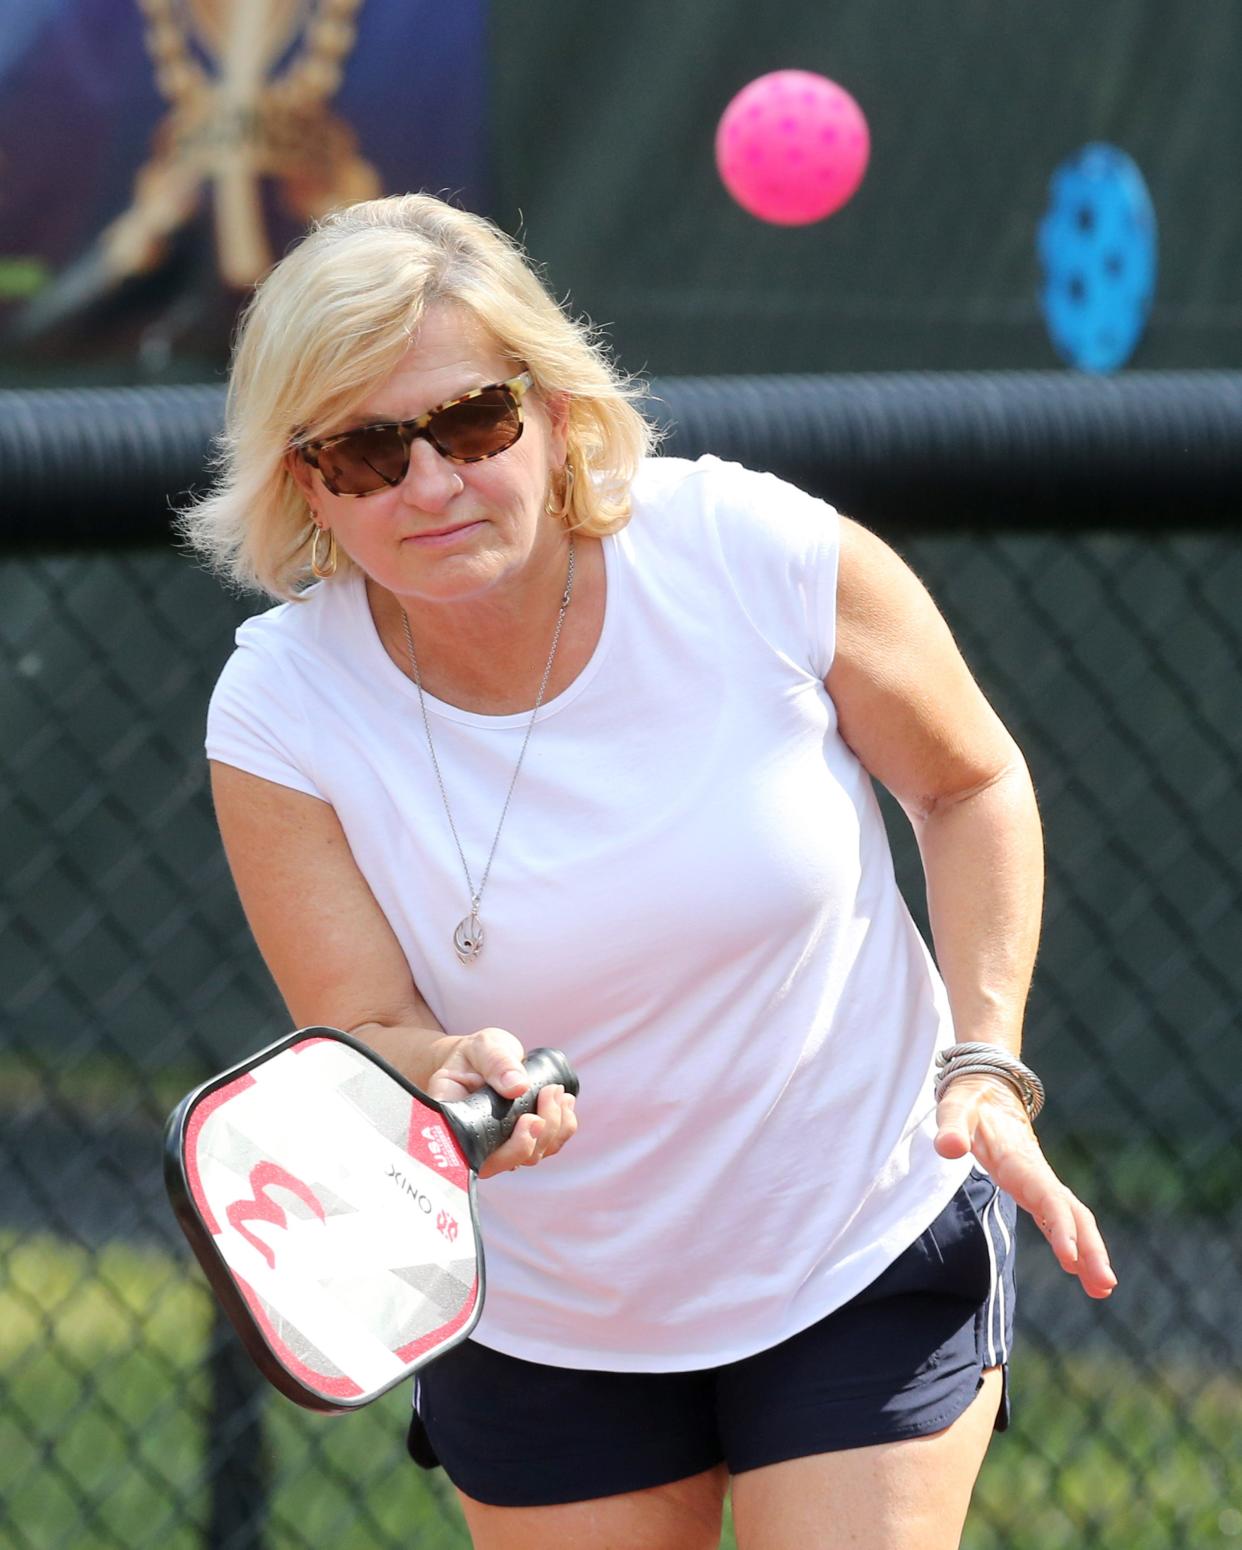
651, 371, 1242, 530
3, 371, 1242, 547
0, 383, 226, 546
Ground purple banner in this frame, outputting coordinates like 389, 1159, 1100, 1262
0, 0, 490, 368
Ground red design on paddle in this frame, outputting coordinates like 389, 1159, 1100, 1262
225, 1161, 327, 1269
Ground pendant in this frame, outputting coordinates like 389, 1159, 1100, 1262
453, 912, 484, 964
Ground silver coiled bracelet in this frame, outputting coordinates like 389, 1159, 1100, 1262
934, 1042, 1046, 1122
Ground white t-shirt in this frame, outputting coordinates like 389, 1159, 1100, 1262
206, 454, 971, 1371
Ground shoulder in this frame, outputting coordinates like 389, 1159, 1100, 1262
627, 455, 840, 594
206, 579, 371, 794
629, 454, 839, 554
225, 572, 364, 675
210, 575, 367, 731
625, 456, 841, 677
630, 451, 789, 510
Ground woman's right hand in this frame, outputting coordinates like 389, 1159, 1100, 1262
426, 1027, 578, 1179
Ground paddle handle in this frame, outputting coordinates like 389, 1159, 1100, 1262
442, 1048, 579, 1173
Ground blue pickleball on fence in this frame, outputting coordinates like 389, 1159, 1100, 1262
1037, 144, 1157, 373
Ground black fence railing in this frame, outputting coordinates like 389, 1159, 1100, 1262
3, 374, 1240, 1550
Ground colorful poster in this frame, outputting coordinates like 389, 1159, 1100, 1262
0, 0, 490, 369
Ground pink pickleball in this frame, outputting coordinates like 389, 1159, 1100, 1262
715, 69, 870, 226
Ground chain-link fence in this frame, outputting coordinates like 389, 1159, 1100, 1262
2, 377, 1240, 1549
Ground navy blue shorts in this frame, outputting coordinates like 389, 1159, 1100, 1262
408, 1168, 1017, 1508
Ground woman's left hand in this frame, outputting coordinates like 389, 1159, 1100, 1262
934, 1074, 1118, 1299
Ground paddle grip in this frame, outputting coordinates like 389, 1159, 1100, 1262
442, 1048, 579, 1173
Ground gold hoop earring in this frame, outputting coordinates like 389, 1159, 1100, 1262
310, 525, 338, 579
544, 460, 575, 525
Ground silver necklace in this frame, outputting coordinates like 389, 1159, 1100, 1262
400, 538, 575, 964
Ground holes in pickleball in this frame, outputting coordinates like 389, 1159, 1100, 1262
1036, 144, 1156, 370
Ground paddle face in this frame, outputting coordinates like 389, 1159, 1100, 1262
165, 1029, 483, 1412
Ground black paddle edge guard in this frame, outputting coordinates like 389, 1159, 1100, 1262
4, 371, 1242, 548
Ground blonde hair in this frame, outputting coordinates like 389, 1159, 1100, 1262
177, 193, 657, 599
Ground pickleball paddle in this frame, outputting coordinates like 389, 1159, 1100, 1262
164, 1027, 578, 1412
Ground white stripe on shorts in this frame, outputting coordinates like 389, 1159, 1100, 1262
991, 1194, 1013, 1363
979, 1187, 1011, 1367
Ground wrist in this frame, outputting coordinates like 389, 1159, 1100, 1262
348, 1022, 457, 1091
939, 1069, 1033, 1125
935, 1041, 1046, 1122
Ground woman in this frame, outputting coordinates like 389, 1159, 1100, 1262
182, 192, 1115, 1550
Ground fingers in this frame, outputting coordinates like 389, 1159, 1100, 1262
995, 1145, 1118, 1299
431, 1028, 581, 1179
464, 1027, 532, 1099
932, 1086, 975, 1159
427, 1026, 529, 1103
478, 1086, 578, 1179
1031, 1187, 1118, 1299
534, 1084, 577, 1159
938, 1076, 1117, 1300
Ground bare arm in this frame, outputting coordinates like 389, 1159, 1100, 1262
828, 518, 1043, 1059
209, 761, 575, 1174
827, 518, 1115, 1298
